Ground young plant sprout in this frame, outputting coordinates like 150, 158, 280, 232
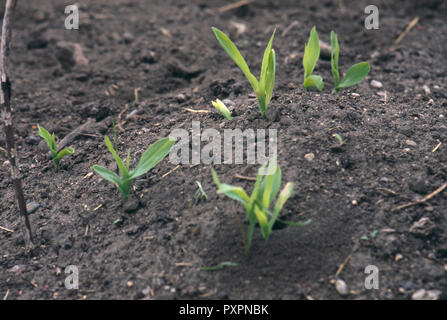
93, 135, 174, 200
37, 125, 74, 170
194, 181, 208, 205
212, 27, 276, 118
212, 99, 233, 120
212, 158, 310, 256
331, 31, 370, 92
303, 26, 323, 91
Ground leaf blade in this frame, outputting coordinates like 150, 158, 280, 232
338, 62, 370, 89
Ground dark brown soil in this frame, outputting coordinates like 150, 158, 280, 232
1, 0, 447, 300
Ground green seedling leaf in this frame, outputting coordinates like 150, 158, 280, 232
265, 49, 276, 106
338, 62, 370, 89
259, 30, 276, 93
212, 27, 259, 92
217, 183, 250, 205
130, 136, 175, 179
38, 125, 74, 170
212, 27, 276, 118
212, 159, 307, 257
331, 30, 370, 92
303, 75, 324, 91
331, 31, 340, 88
93, 165, 122, 186
54, 147, 75, 167
212, 99, 233, 120
200, 261, 238, 271
303, 26, 320, 79
254, 204, 269, 239
94, 136, 174, 200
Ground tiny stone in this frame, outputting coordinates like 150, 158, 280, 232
123, 199, 140, 214
370, 80, 383, 89
176, 93, 187, 103
127, 281, 134, 288
123, 32, 134, 44
412, 289, 441, 300
410, 217, 435, 237
25, 135, 40, 145
26, 201, 41, 214
422, 85, 431, 95
304, 153, 315, 162
222, 99, 235, 106
351, 93, 360, 97
64, 238, 73, 250
335, 279, 349, 296
405, 139, 417, 147
395, 253, 403, 262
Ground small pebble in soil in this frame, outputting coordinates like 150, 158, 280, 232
412, 289, 441, 300
304, 153, 315, 162
370, 80, 383, 89
405, 139, 417, 147
26, 201, 41, 215
123, 199, 140, 214
335, 279, 349, 296
123, 32, 134, 44
176, 93, 187, 103
422, 85, 431, 95
409, 217, 435, 237
64, 238, 73, 250
25, 135, 40, 145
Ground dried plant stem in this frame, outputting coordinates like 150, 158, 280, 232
1, 0, 33, 247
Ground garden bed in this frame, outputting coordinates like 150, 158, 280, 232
1, 0, 447, 299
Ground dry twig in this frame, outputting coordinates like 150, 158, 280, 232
1, 0, 33, 246
392, 182, 447, 212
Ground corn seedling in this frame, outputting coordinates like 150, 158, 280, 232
38, 125, 74, 170
194, 181, 208, 205
303, 26, 323, 91
212, 99, 233, 120
212, 158, 310, 256
212, 27, 276, 118
331, 31, 370, 92
93, 135, 174, 200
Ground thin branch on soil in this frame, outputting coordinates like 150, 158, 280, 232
432, 142, 442, 153
218, 0, 253, 13
1, 0, 34, 247
3, 289, 9, 300
389, 17, 419, 51
391, 182, 447, 212
0, 225, 14, 233
183, 107, 210, 114
234, 174, 257, 181
53, 117, 95, 154
281, 21, 299, 37
338, 0, 346, 13
160, 164, 180, 179
335, 242, 359, 277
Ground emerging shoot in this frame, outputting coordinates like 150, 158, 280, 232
93, 135, 174, 200
212, 99, 233, 120
331, 31, 370, 92
38, 125, 74, 170
212, 158, 310, 256
212, 27, 276, 118
303, 26, 324, 91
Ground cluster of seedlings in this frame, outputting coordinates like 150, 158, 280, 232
212, 26, 370, 118
29, 26, 369, 256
